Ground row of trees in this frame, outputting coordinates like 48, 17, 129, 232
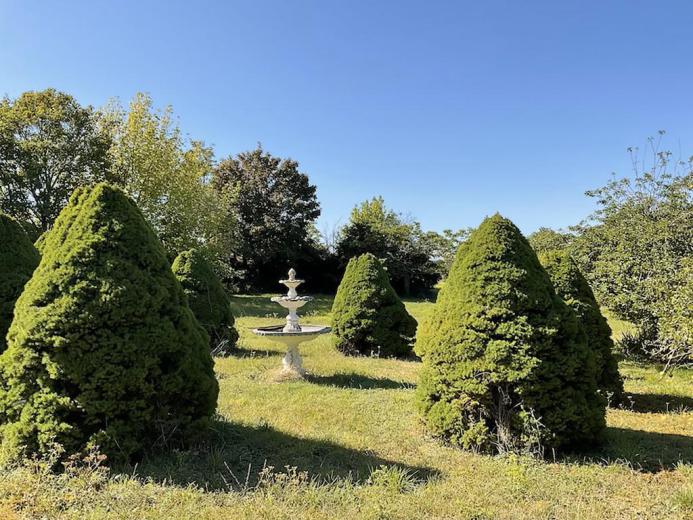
0, 89, 461, 296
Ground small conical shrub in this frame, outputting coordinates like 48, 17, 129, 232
332, 253, 417, 357
172, 249, 239, 354
416, 215, 605, 453
0, 184, 218, 463
0, 213, 40, 353
539, 250, 624, 403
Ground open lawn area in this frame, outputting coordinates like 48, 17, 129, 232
0, 295, 691, 519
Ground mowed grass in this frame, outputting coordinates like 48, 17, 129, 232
0, 295, 691, 519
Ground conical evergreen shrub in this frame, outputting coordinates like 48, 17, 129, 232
416, 215, 605, 453
331, 253, 417, 357
172, 249, 239, 354
0, 213, 40, 353
0, 184, 218, 463
539, 250, 624, 404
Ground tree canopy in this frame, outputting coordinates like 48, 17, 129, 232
336, 197, 439, 296
212, 146, 321, 290
0, 89, 111, 234
99, 93, 228, 259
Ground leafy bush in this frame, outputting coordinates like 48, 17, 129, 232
539, 250, 623, 404
653, 258, 692, 369
331, 253, 417, 358
570, 139, 692, 367
0, 184, 218, 463
0, 213, 40, 352
416, 215, 605, 454
172, 249, 239, 354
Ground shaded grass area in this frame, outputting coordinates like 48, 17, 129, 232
130, 419, 438, 491
1, 295, 691, 519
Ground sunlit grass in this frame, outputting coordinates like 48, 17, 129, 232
0, 295, 690, 519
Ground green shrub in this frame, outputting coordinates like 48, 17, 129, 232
331, 253, 417, 357
416, 214, 605, 454
539, 250, 624, 403
0, 184, 218, 463
655, 258, 692, 369
172, 249, 238, 354
0, 213, 40, 353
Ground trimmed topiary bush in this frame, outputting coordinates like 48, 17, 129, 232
331, 253, 417, 358
416, 214, 605, 454
0, 183, 218, 463
172, 249, 239, 354
539, 250, 624, 403
0, 213, 40, 353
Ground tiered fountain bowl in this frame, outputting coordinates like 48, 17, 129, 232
252, 268, 330, 379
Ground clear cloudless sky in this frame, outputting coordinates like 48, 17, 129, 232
1, 0, 692, 235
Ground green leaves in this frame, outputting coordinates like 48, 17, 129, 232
540, 250, 624, 403
172, 248, 239, 353
416, 215, 605, 453
0, 184, 218, 463
0, 213, 40, 353
0, 89, 111, 232
332, 253, 417, 358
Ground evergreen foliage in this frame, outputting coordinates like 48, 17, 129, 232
0, 213, 40, 353
172, 249, 239, 353
0, 184, 218, 463
416, 215, 605, 453
331, 253, 417, 358
539, 250, 624, 403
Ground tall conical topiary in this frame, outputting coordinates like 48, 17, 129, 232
331, 253, 417, 358
172, 249, 239, 354
0, 184, 218, 463
416, 215, 605, 453
539, 250, 624, 404
0, 213, 40, 353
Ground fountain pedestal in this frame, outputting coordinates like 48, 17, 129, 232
252, 269, 330, 379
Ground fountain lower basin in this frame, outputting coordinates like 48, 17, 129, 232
251, 268, 330, 379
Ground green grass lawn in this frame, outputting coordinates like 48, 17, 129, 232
0, 295, 691, 519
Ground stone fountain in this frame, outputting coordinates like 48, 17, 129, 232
252, 268, 330, 378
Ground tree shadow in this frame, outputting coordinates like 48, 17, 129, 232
306, 373, 415, 390
123, 420, 438, 491
619, 392, 693, 414
230, 294, 334, 318
232, 347, 284, 358
563, 427, 693, 472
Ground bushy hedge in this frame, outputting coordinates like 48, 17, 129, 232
656, 258, 693, 368
416, 215, 605, 453
0, 213, 40, 353
172, 249, 238, 353
540, 250, 624, 403
331, 253, 417, 358
0, 184, 218, 463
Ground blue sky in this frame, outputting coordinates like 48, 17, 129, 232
2, 1, 692, 235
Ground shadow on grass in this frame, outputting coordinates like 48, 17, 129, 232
565, 427, 693, 472
232, 347, 284, 358
125, 420, 438, 491
619, 392, 693, 414
306, 372, 415, 390
230, 294, 334, 318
